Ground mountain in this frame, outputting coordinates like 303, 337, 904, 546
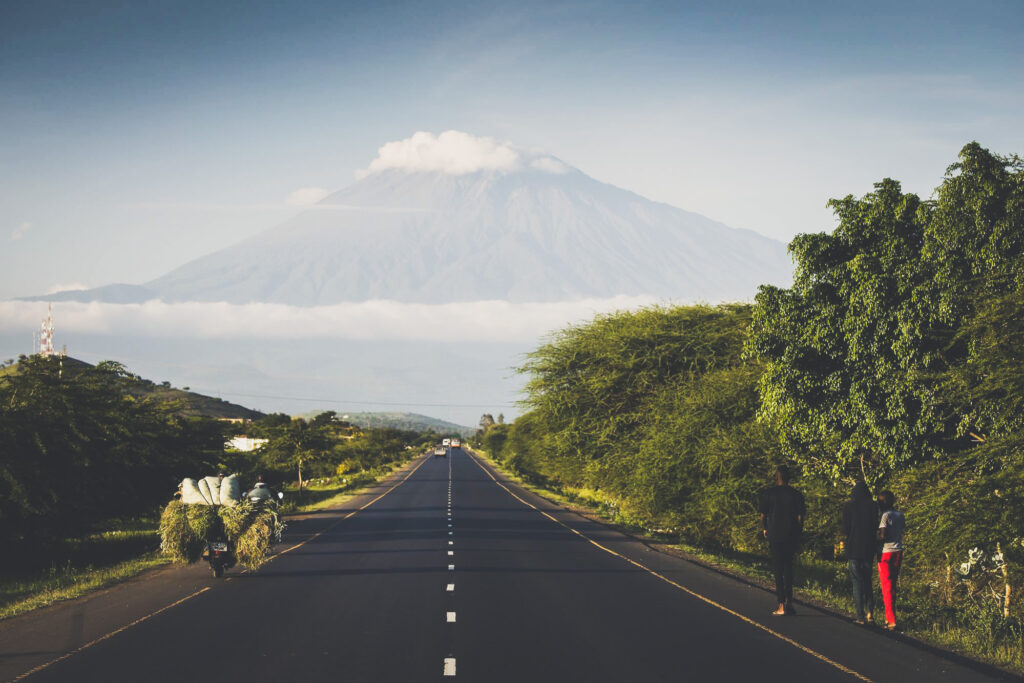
36, 155, 792, 305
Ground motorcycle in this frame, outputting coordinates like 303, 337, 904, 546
204, 536, 236, 578
205, 490, 284, 578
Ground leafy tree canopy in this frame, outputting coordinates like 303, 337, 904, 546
746, 143, 1024, 481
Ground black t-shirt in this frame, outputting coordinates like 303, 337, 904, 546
841, 495, 879, 560
759, 485, 806, 543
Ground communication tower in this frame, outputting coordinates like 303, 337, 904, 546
38, 303, 55, 357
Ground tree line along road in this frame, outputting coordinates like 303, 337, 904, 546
0, 448, 1013, 682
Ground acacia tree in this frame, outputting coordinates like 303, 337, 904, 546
262, 418, 330, 489
519, 303, 754, 486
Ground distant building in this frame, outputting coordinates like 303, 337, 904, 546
226, 436, 269, 452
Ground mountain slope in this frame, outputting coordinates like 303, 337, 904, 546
39, 158, 792, 305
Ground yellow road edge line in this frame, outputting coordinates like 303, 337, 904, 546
465, 450, 872, 683
11, 587, 212, 682
14, 456, 429, 681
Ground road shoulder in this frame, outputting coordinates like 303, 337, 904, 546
466, 447, 1021, 683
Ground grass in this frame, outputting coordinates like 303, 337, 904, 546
0, 549, 170, 621
471, 446, 1024, 676
0, 455, 421, 622
283, 456, 419, 513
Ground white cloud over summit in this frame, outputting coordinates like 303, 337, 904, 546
357, 131, 568, 178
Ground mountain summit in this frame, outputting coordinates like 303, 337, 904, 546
42, 132, 792, 305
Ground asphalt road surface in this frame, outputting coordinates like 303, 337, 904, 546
1, 447, 1016, 682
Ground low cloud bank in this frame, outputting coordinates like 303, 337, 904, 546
0, 297, 658, 343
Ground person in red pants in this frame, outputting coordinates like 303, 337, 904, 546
876, 490, 905, 630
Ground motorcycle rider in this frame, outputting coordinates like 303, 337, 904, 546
247, 475, 278, 504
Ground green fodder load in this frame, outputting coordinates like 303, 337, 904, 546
236, 509, 284, 570
204, 476, 221, 505
185, 502, 223, 540
219, 501, 256, 539
220, 474, 242, 506
181, 478, 206, 505
197, 478, 215, 505
159, 500, 204, 563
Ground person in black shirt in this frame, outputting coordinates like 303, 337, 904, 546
759, 466, 806, 615
841, 481, 878, 624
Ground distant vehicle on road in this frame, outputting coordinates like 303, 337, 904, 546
451, 438, 461, 448
442, 438, 451, 447
434, 447, 447, 457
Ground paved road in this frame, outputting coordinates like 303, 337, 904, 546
0, 448, 1015, 682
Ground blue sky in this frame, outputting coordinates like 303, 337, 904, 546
2, 0, 1022, 299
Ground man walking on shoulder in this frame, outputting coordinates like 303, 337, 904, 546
760, 466, 806, 615
877, 490, 905, 630
842, 481, 878, 624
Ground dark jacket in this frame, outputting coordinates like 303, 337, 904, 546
841, 482, 878, 561
760, 485, 806, 544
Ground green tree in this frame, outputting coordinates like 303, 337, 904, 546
520, 303, 752, 486
261, 418, 330, 489
0, 355, 222, 552
746, 143, 1024, 481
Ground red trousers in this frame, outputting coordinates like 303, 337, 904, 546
878, 551, 902, 625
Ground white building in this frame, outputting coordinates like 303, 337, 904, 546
226, 436, 269, 452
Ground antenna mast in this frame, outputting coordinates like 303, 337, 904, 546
38, 303, 55, 357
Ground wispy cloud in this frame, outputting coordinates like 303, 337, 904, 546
120, 202, 295, 211
45, 283, 89, 294
0, 297, 658, 342
10, 221, 32, 241
286, 187, 332, 206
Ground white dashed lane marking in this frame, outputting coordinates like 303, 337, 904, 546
447, 583, 455, 592
447, 612, 457, 623
444, 657, 456, 676
448, 564, 455, 570
448, 550, 454, 556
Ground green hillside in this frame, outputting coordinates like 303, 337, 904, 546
340, 411, 472, 437
1, 355, 262, 420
